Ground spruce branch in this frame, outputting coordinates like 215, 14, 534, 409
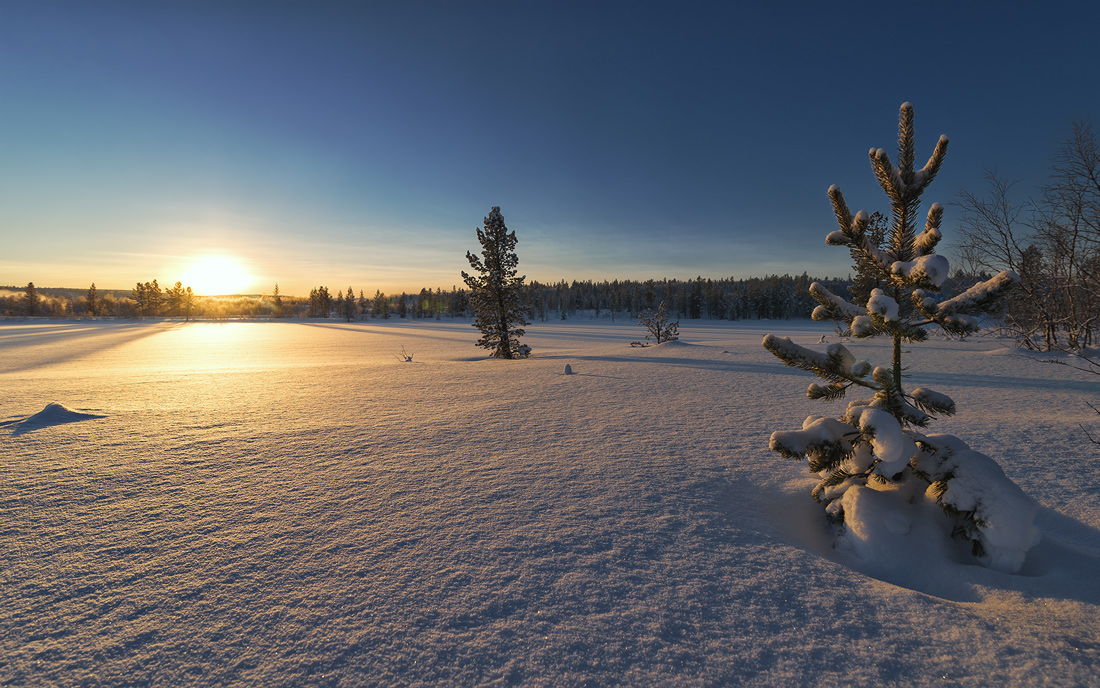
936, 270, 1019, 318
871, 147, 905, 204
917, 135, 950, 190
867, 366, 931, 427
898, 101, 917, 187
913, 203, 944, 256
812, 468, 856, 502
867, 472, 890, 486
808, 381, 851, 402
762, 335, 880, 390
828, 185, 854, 236
909, 387, 957, 417
809, 282, 864, 323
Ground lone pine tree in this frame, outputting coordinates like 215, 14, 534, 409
762, 103, 1038, 572
461, 206, 530, 359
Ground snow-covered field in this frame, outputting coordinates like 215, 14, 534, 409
2, 318, 1098, 687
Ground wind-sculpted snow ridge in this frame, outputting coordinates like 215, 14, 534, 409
1, 320, 1099, 687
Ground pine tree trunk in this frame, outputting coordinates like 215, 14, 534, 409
498, 296, 512, 359
893, 332, 903, 391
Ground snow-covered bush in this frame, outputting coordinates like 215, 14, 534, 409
763, 103, 1039, 573
631, 301, 679, 347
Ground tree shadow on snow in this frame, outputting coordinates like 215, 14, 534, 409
298, 321, 472, 344
534, 351, 803, 376
918, 370, 1098, 395
0, 321, 187, 374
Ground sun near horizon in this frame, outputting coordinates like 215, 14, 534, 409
179, 255, 254, 296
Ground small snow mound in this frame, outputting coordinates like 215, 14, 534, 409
32, 402, 103, 421
983, 347, 1063, 361
13, 402, 105, 434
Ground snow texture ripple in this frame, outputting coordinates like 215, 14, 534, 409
1, 319, 1098, 687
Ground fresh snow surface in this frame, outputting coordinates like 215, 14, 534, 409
2, 318, 1099, 687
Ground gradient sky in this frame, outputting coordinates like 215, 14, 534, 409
2, 1, 1098, 296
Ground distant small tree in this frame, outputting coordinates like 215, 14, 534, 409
100, 293, 119, 317
183, 286, 194, 321
86, 283, 98, 317
165, 281, 185, 316
631, 301, 679, 347
417, 288, 431, 319
272, 283, 284, 318
149, 280, 162, 316
307, 288, 319, 317
449, 286, 468, 318
373, 290, 390, 319
342, 286, 356, 322
461, 206, 530, 358
762, 103, 1036, 572
132, 280, 163, 317
308, 286, 331, 318
847, 211, 890, 309
131, 282, 146, 316
23, 282, 39, 316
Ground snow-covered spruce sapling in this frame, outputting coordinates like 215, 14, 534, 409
631, 301, 679, 347
461, 206, 531, 359
762, 103, 1039, 573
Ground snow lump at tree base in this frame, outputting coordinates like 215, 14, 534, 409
762, 102, 1038, 573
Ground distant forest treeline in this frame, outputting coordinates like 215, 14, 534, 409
1, 273, 989, 322
3, 275, 856, 321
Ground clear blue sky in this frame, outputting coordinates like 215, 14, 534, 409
1, 0, 1098, 295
